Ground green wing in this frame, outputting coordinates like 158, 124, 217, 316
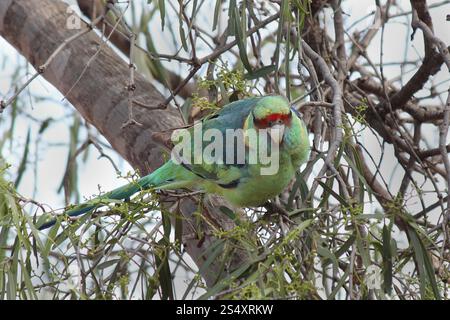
174, 97, 262, 187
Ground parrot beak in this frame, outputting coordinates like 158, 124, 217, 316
268, 124, 285, 144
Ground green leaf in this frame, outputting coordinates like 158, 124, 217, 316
407, 225, 441, 300
317, 180, 350, 208
317, 246, 339, 271
8, 99, 18, 149
38, 118, 53, 134
382, 224, 392, 294
155, 238, 174, 300
213, 0, 221, 31
283, 0, 291, 100
323, 234, 356, 267
344, 147, 373, 203
20, 260, 37, 299
161, 210, 171, 238
244, 65, 276, 80
232, 7, 252, 73
158, 0, 165, 30
292, 0, 309, 13
179, 24, 189, 52
97, 259, 121, 270
227, 0, 237, 36
180, 98, 192, 123
328, 265, 350, 300
14, 128, 30, 188
355, 237, 370, 267
219, 206, 236, 220
174, 212, 183, 249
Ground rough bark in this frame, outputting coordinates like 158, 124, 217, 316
0, 0, 242, 287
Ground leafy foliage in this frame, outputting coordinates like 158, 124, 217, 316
0, 0, 449, 300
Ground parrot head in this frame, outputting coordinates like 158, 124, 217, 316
245, 95, 293, 145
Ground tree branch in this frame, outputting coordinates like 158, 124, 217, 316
0, 0, 243, 288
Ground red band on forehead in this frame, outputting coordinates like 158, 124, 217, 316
254, 112, 291, 128
264, 113, 290, 122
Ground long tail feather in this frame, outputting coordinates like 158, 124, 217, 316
38, 161, 188, 230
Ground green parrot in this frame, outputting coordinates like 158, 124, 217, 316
38, 95, 309, 230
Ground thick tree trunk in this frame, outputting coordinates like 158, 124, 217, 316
0, 0, 242, 288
